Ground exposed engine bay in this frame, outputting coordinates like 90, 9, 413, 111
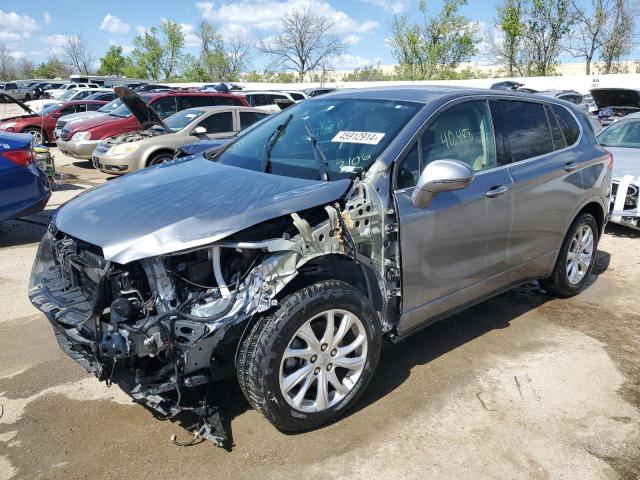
100, 127, 168, 146
29, 170, 400, 447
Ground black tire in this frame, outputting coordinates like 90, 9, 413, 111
237, 280, 382, 432
540, 212, 598, 297
23, 127, 46, 145
147, 152, 173, 166
24, 94, 31, 101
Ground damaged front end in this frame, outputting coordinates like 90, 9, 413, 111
610, 175, 640, 230
29, 169, 399, 446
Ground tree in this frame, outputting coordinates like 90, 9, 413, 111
17, 57, 35, 78
524, 0, 572, 76
32, 57, 71, 79
599, 0, 636, 73
567, 0, 614, 74
342, 65, 392, 81
160, 19, 185, 80
98, 45, 128, 76
62, 33, 95, 74
388, 0, 479, 80
130, 27, 163, 80
485, 0, 528, 76
0, 43, 17, 80
259, 6, 349, 81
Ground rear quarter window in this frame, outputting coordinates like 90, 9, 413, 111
551, 104, 581, 146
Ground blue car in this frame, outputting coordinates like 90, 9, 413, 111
174, 138, 233, 158
0, 132, 51, 221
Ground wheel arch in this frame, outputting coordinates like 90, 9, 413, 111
145, 147, 176, 167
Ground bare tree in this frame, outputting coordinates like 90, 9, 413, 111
567, 0, 615, 74
17, 57, 35, 78
600, 0, 636, 73
226, 36, 253, 79
524, 0, 573, 76
0, 43, 17, 80
62, 33, 95, 74
259, 6, 349, 81
484, 0, 532, 76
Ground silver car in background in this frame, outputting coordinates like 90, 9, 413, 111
597, 112, 640, 229
29, 86, 610, 447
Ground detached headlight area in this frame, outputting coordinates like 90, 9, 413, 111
71, 131, 92, 142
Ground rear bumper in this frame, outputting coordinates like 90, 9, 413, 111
57, 139, 100, 159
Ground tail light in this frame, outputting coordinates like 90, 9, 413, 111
4, 149, 34, 166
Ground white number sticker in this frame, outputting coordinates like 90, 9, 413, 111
331, 131, 385, 145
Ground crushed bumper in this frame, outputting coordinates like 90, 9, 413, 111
610, 175, 640, 230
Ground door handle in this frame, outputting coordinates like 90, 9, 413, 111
564, 161, 579, 171
485, 185, 509, 198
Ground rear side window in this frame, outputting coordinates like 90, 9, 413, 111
250, 94, 270, 106
87, 103, 102, 111
152, 96, 178, 118
544, 105, 566, 150
289, 92, 305, 101
240, 111, 267, 130
215, 96, 244, 106
551, 105, 581, 146
501, 100, 553, 162
197, 111, 234, 133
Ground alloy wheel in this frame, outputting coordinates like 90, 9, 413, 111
279, 309, 368, 413
566, 225, 594, 285
28, 130, 43, 145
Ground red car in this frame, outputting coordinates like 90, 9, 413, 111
0, 94, 107, 145
56, 89, 248, 159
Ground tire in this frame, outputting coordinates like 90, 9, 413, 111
23, 127, 45, 145
237, 280, 382, 432
24, 94, 31, 101
147, 152, 173, 166
540, 212, 598, 297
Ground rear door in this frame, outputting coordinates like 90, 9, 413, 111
195, 111, 235, 138
395, 99, 514, 334
501, 99, 586, 278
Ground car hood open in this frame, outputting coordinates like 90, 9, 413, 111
54, 156, 351, 264
590, 88, 640, 109
0, 92, 37, 116
114, 86, 169, 131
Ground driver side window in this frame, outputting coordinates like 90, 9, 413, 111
397, 100, 497, 189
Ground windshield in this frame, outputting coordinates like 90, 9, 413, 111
40, 104, 61, 116
58, 90, 77, 101
598, 119, 640, 149
108, 95, 150, 118
164, 109, 205, 132
214, 98, 421, 180
99, 99, 123, 113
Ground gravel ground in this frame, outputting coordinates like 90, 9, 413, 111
0, 149, 639, 480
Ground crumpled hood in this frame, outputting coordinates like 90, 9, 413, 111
54, 156, 351, 264
607, 146, 640, 180
590, 88, 640, 109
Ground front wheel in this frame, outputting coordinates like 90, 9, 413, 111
237, 280, 382, 432
541, 212, 598, 297
23, 127, 45, 145
146, 152, 173, 166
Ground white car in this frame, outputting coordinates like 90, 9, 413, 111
236, 91, 295, 113
26, 88, 112, 112
44, 82, 99, 99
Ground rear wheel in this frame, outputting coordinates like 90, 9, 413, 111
147, 152, 173, 166
23, 127, 45, 145
24, 94, 31, 101
237, 280, 382, 432
541, 212, 598, 297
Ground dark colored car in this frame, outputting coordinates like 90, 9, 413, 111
134, 84, 171, 93
29, 82, 64, 100
0, 94, 107, 145
306, 88, 336, 97
56, 89, 249, 159
84, 91, 117, 102
491, 81, 524, 90
29, 86, 610, 447
174, 138, 234, 158
0, 132, 50, 221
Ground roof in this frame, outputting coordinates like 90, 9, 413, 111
321, 85, 530, 104
181, 106, 266, 113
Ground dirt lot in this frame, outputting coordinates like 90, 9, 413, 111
1, 149, 639, 480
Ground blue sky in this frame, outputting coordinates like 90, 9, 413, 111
0, 0, 604, 71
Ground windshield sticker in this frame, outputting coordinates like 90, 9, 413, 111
331, 131, 385, 145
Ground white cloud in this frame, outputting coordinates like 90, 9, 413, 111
9, 50, 26, 59
136, 25, 150, 36
357, 0, 409, 14
43, 11, 52, 25
100, 14, 130, 34
0, 9, 40, 43
109, 39, 133, 55
180, 23, 201, 48
196, 0, 378, 37
344, 34, 361, 46
40, 34, 70, 47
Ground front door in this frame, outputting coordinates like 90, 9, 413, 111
394, 99, 514, 335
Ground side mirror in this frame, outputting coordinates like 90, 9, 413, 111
192, 126, 207, 136
411, 159, 474, 208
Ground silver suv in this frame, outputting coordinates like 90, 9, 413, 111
30, 86, 611, 447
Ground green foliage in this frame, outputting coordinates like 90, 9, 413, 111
160, 19, 186, 80
98, 45, 128, 76
130, 27, 163, 80
32, 58, 70, 79
342, 65, 392, 81
526, 0, 571, 76
242, 70, 296, 83
389, 0, 479, 80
